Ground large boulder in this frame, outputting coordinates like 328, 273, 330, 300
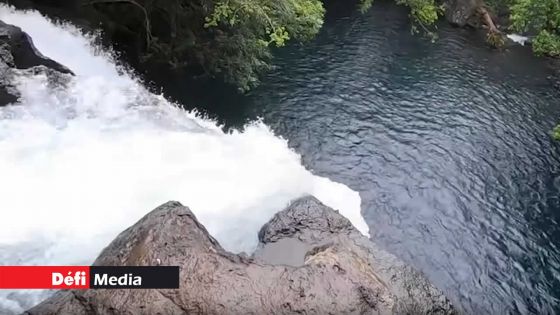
25, 197, 458, 315
0, 19, 73, 107
444, 0, 481, 27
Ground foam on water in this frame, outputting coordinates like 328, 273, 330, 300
507, 33, 529, 46
0, 5, 368, 313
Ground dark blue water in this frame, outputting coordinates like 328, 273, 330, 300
153, 2, 560, 314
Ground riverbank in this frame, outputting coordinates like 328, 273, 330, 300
1, 0, 555, 94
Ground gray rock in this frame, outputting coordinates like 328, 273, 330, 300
0, 42, 17, 106
0, 19, 73, 107
444, 0, 481, 27
0, 20, 72, 74
26, 197, 458, 315
0, 84, 18, 106
256, 196, 458, 314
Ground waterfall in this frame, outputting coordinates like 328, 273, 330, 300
0, 5, 368, 313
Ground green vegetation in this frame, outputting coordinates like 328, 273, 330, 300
79, 0, 560, 92
510, 0, 560, 56
200, 0, 442, 89
360, 0, 441, 36
486, 29, 506, 47
361, 0, 441, 24
532, 30, 560, 56
506, 0, 560, 138
396, 0, 441, 32
82, 0, 444, 91
553, 125, 560, 141
83, 0, 324, 91
202, 0, 325, 90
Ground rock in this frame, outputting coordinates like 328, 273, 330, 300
0, 86, 18, 105
0, 19, 73, 106
26, 197, 458, 315
444, 0, 481, 27
256, 197, 457, 314
0, 53, 18, 105
0, 20, 72, 74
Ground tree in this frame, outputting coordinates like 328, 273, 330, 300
203, 0, 325, 90
510, 0, 560, 56
83, 0, 560, 91
82, 0, 324, 91
503, 0, 560, 138
85, 0, 444, 91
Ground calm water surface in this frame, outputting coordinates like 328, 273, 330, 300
153, 2, 560, 314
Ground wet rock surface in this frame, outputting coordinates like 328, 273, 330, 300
0, 20, 72, 73
0, 19, 72, 106
26, 196, 458, 315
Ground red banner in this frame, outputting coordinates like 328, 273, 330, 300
0, 266, 90, 289
0, 266, 179, 289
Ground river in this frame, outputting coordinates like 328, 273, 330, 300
1, 1, 560, 314
151, 2, 560, 314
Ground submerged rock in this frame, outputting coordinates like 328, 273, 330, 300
0, 19, 73, 106
26, 197, 458, 314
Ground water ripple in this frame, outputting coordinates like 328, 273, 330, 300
241, 2, 560, 314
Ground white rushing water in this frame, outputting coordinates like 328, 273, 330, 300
507, 33, 529, 46
0, 5, 368, 313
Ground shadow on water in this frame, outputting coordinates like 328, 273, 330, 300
144, 1, 560, 314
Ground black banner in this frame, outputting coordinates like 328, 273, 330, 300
90, 266, 179, 289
